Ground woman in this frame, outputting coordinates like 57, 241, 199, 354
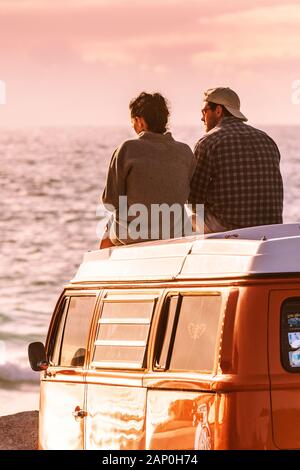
100, 92, 196, 248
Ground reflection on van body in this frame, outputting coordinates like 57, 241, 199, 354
29, 224, 300, 449
86, 386, 146, 449
146, 394, 216, 450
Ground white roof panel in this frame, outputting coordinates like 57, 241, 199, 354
71, 224, 300, 283
73, 239, 194, 282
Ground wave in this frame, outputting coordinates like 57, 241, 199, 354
0, 362, 39, 384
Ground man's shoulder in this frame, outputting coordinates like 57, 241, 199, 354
238, 123, 280, 152
195, 120, 279, 151
244, 123, 277, 141
219, 119, 276, 143
194, 126, 224, 152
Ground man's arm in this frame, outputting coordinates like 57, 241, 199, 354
188, 138, 213, 205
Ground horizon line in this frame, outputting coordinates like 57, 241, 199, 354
0, 122, 299, 129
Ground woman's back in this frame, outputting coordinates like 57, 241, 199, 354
115, 131, 195, 208
101, 91, 196, 246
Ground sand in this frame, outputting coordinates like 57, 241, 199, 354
0, 410, 38, 450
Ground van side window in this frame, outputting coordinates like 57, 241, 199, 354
51, 297, 69, 366
156, 294, 222, 372
92, 293, 157, 369
155, 295, 179, 370
281, 298, 300, 372
50, 296, 96, 367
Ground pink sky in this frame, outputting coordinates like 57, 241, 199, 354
0, 0, 300, 126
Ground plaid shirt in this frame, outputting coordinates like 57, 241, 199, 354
189, 117, 283, 229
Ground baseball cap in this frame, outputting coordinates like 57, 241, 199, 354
204, 87, 248, 121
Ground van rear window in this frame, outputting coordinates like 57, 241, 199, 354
51, 295, 96, 367
281, 298, 300, 372
92, 293, 158, 369
156, 294, 222, 373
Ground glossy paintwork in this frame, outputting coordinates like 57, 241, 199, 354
38, 276, 300, 450
146, 390, 272, 450
39, 372, 85, 450
146, 390, 216, 450
268, 288, 300, 449
143, 281, 295, 450
85, 383, 146, 449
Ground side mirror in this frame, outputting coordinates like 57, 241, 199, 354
28, 342, 49, 371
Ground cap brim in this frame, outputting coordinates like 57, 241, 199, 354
224, 105, 248, 121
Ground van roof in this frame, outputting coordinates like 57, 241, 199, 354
72, 223, 300, 283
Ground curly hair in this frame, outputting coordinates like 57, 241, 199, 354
129, 92, 170, 133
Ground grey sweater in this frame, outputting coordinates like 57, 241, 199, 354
102, 131, 196, 244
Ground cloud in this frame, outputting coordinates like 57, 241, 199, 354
1, 0, 299, 125
0, 0, 198, 3
78, 35, 214, 69
81, 46, 135, 66
198, 3, 300, 26
191, 37, 300, 67
189, 3, 300, 69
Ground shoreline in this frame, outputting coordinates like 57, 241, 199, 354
0, 410, 38, 450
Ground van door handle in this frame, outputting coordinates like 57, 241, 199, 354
72, 406, 87, 419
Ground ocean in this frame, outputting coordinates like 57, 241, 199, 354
0, 125, 299, 416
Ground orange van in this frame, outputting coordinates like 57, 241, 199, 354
29, 223, 300, 450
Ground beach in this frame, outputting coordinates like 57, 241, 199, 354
0, 411, 38, 450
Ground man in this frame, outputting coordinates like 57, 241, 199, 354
189, 87, 283, 233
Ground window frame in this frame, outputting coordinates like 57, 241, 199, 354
47, 290, 99, 369
48, 295, 70, 366
280, 297, 300, 373
154, 291, 223, 374
154, 293, 181, 371
50, 296, 70, 366
91, 292, 159, 370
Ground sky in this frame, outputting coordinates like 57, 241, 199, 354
0, 0, 300, 126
